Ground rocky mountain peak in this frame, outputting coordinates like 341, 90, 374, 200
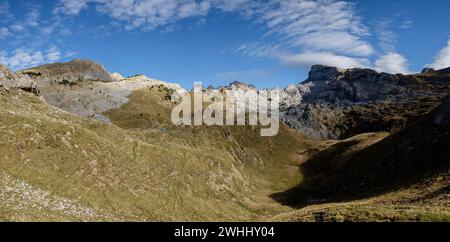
421, 67, 436, 74
20, 59, 114, 82
307, 65, 347, 82
229, 81, 256, 90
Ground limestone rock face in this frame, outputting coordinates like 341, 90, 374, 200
280, 65, 450, 139
0, 64, 40, 94
29, 72, 183, 121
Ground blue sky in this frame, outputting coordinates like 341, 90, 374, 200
0, 0, 449, 89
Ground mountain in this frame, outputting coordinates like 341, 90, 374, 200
280, 65, 450, 139
20, 59, 115, 82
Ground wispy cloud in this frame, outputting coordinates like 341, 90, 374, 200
278, 51, 370, 69
375, 18, 397, 53
1, 0, 421, 74
24, 3, 41, 27
0, 2, 76, 69
54, 0, 211, 31
255, 0, 372, 56
53, 0, 88, 16
375, 52, 410, 74
54, 0, 373, 57
399, 20, 413, 30
229, 0, 374, 69
0, 47, 61, 70
46, 46, 62, 62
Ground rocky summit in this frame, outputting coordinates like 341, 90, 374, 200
20, 59, 115, 83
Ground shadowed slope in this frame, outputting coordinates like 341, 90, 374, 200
272, 96, 450, 207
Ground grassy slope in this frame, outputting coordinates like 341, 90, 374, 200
1, 86, 448, 221
0, 87, 318, 221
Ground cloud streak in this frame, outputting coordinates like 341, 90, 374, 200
278, 51, 370, 69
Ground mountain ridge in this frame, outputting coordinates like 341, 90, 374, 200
3, 59, 450, 140
0, 59, 449, 221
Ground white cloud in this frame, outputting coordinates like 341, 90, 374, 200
54, 0, 373, 57
54, 0, 88, 16
229, 0, 375, 70
278, 51, 370, 69
94, 0, 211, 31
0, 27, 10, 39
48, 0, 415, 73
375, 52, 410, 74
253, 0, 373, 56
0, 47, 62, 70
215, 0, 252, 12
428, 39, 450, 70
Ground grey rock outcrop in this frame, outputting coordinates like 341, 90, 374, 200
0, 64, 40, 94
280, 65, 450, 139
